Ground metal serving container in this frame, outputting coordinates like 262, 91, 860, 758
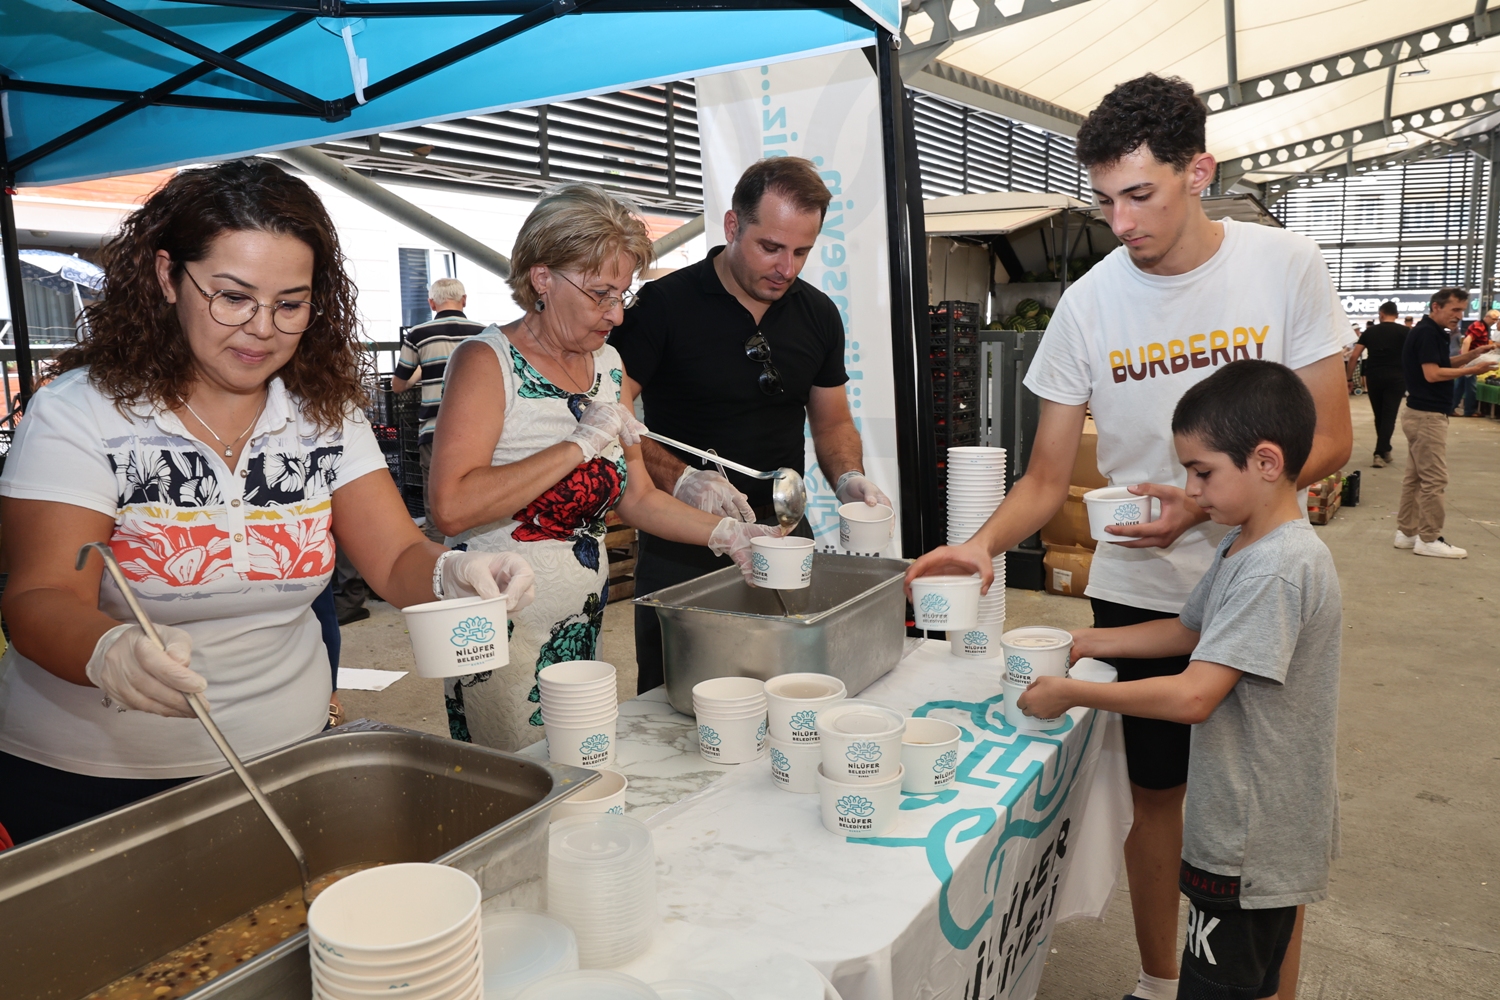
0, 721, 595, 1000
636, 553, 909, 715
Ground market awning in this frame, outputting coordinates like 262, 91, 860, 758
0, 0, 897, 186
923, 190, 1090, 236
899, 0, 1500, 186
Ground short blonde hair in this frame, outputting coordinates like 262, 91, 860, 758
509, 183, 654, 311
429, 277, 465, 304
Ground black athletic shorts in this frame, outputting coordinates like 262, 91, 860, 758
1178, 862, 1297, 1000
1090, 597, 1191, 790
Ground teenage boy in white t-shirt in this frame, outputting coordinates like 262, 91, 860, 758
907, 74, 1353, 1000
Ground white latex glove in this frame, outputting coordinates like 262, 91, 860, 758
85, 623, 206, 718
567, 401, 645, 462
674, 468, 755, 522
835, 471, 893, 509
437, 550, 537, 611
707, 517, 786, 583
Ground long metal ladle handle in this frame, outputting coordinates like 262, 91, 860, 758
640, 430, 774, 480
76, 542, 314, 905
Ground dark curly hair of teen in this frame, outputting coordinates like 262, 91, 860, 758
1075, 74, 1207, 171
52, 158, 368, 431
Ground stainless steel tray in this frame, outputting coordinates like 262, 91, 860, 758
636, 553, 909, 715
0, 721, 595, 1000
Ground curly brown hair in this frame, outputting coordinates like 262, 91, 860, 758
1075, 74, 1206, 171
53, 158, 368, 431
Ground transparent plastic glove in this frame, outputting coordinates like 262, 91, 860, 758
438, 550, 537, 611
567, 401, 645, 462
674, 468, 755, 522
707, 517, 786, 583
834, 471, 893, 508
85, 622, 205, 718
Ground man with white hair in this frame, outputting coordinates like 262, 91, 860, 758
393, 277, 486, 541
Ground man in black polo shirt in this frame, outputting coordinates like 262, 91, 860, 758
392, 277, 487, 541
1395, 287, 1497, 559
1345, 300, 1407, 467
612, 157, 892, 693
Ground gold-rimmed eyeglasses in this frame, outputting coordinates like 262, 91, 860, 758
554, 269, 636, 312
179, 265, 320, 335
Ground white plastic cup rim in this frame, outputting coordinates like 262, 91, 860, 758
313, 922, 476, 976
816, 700, 905, 739
539, 693, 619, 709
750, 536, 815, 551
541, 710, 620, 727
309, 864, 481, 959
693, 704, 768, 721
313, 940, 478, 989
550, 769, 628, 820
838, 501, 894, 523
537, 661, 617, 687
538, 680, 616, 695
691, 676, 766, 702
314, 958, 480, 1000
1000, 626, 1072, 650
764, 672, 846, 699
902, 716, 962, 748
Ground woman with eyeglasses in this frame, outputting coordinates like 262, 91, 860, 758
427, 183, 779, 750
0, 160, 534, 844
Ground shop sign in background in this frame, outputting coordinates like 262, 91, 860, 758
696, 50, 902, 557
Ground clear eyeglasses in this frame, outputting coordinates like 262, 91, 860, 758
180, 265, 319, 334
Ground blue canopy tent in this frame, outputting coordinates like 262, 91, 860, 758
0, 0, 936, 552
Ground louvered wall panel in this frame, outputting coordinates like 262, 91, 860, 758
911, 92, 1087, 201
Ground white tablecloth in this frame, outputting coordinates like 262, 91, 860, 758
529, 641, 1132, 1000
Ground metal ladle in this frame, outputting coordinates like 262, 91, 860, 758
76, 542, 315, 906
640, 431, 806, 531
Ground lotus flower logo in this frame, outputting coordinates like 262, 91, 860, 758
606, 804, 623, 815
756, 718, 767, 741
580, 733, 610, 755
835, 794, 875, 818
789, 709, 818, 732
449, 616, 496, 647
770, 748, 790, 771
1006, 654, 1032, 677
751, 552, 770, 573
846, 741, 882, 763
934, 749, 958, 773
963, 630, 987, 645
919, 593, 951, 615
698, 724, 721, 747
801, 553, 814, 574
1112, 502, 1142, 524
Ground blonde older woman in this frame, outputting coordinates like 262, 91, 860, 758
429, 184, 777, 750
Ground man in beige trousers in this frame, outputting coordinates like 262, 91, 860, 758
1395, 288, 1497, 559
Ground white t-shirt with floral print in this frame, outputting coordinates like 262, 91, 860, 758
0, 368, 388, 778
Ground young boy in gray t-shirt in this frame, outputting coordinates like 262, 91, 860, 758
1019, 359, 1341, 1000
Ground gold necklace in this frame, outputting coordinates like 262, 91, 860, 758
181, 396, 266, 457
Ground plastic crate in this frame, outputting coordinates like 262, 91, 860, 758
931, 300, 981, 327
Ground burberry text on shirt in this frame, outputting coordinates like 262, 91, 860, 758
1110, 326, 1270, 382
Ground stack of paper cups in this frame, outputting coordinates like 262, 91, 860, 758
538, 661, 619, 769
945, 446, 1007, 658
691, 677, 767, 764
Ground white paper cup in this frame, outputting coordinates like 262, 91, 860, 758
838, 502, 894, 553
695, 712, 766, 764
764, 673, 847, 743
767, 734, 820, 794
691, 676, 766, 707
816, 700, 905, 783
948, 624, 1003, 659
545, 715, 617, 768
537, 660, 616, 689
1000, 626, 1072, 685
313, 941, 479, 994
400, 596, 509, 679
749, 536, 815, 589
309, 864, 481, 966
551, 769, 628, 820
900, 717, 963, 793
313, 927, 475, 980
909, 575, 981, 630
1002, 678, 1067, 731
1083, 486, 1163, 543
816, 763, 904, 838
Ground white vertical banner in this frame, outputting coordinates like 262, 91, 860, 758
697, 49, 903, 557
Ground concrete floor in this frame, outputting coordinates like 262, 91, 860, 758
334, 396, 1499, 999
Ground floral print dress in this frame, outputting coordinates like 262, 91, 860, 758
444, 328, 627, 751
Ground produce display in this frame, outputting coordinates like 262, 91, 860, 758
987, 297, 1053, 332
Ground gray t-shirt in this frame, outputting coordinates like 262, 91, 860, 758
1179, 519, 1342, 908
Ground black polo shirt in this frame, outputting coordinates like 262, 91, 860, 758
611, 246, 848, 510
1356, 321, 1408, 378
1402, 316, 1454, 413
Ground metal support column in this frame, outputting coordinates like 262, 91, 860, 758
0, 127, 35, 408
1482, 131, 1500, 311
1222, 0, 1241, 107
876, 30, 935, 558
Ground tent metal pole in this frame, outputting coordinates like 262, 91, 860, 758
278, 146, 512, 279
651, 214, 704, 259
876, 30, 931, 558
0, 131, 35, 409
1222, 0, 1240, 107
1482, 130, 1500, 311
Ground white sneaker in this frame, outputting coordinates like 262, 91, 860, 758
1394, 530, 1417, 549
1414, 537, 1467, 559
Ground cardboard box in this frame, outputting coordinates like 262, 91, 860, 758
1044, 543, 1093, 598
1040, 486, 1097, 551
1073, 417, 1108, 490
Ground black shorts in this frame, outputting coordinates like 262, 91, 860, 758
1179, 900, 1297, 999
1090, 598, 1191, 789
